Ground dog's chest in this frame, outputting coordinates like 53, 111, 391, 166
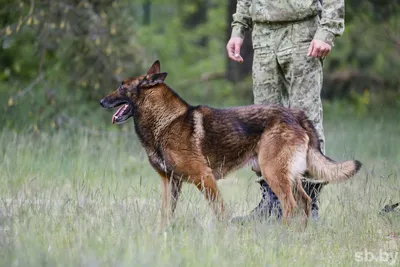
147, 148, 168, 173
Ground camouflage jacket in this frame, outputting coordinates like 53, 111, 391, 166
231, 0, 344, 46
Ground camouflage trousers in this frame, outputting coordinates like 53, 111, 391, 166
251, 16, 326, 203
251, 15, 325, 153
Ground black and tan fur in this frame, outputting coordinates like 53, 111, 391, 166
100, 60, 362, 226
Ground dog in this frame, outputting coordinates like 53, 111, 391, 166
100, 60, 362, 226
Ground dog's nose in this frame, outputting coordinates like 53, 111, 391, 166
99, 99, 105, 107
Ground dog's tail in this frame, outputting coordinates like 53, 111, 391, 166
299, 113, 362, 183
306, 148, 362, 183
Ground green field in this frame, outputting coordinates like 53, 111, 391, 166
0, 112, 399, 267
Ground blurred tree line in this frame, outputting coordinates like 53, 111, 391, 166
0, 0, 399, 131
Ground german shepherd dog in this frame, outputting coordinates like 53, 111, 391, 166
100, 60, 362, 226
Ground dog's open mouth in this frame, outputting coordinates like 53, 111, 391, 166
112, 104, 132, 124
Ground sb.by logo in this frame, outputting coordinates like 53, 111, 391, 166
355, 249, 398, 266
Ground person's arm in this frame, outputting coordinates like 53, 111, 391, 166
231, 0, 253, 39
313, 0, 345, 46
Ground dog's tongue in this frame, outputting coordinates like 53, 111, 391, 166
112, 104, 129, 124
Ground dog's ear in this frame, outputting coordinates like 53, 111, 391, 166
140, 72, 168, 88
146, 60, 160, 75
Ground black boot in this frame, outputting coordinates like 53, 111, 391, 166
231, 179, 324, 224
302, 180, 325, 219
230, 179, 282, 224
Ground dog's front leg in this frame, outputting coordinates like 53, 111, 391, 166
160, 175, 170, 226
192, 170, 225, 221
160, 174, 183, 227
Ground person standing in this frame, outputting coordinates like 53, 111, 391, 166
226, 0, 345, 222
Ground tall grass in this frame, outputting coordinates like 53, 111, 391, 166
0, 113, 399, 267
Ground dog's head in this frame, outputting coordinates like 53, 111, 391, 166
99, 60, 168, 124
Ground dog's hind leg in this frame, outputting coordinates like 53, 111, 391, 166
294, 175, 311, 218
257, 137, 300, 225
292, 175, 312, 229
259, 165, 297, 225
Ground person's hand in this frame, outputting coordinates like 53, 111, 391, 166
307, 39, 331, 58
226, 37, 244, 63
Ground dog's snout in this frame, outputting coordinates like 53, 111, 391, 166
99, 98, 106, 107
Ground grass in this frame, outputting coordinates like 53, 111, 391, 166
0, 112, 399, 267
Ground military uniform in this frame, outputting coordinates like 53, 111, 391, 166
230, 0, 345, 222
